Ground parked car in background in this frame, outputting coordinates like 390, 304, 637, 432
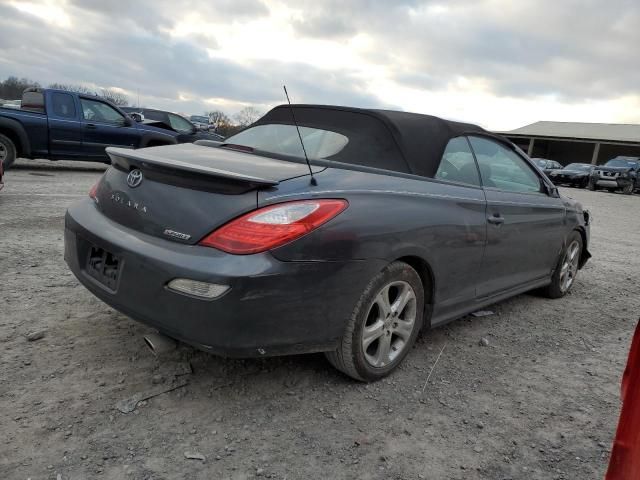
588, 156, 640, 194
548, 163, 595, 188
65, 104, 591, 381
189, 115, 212, 131
533, 158, 563, 174
1, 99, 21, 109
122, 108, 225, 142
0, 88, 179, 168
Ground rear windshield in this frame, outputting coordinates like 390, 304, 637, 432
225, 108, 409, 173
143, 110, 168, 122
565, 163, 591, 171
225, 124, 349, 160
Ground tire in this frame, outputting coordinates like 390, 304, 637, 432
541, 231, 583, 299
0, 133, 17, 169
587, 178, 596, 191
325, 262, 425, 382
622, 183, 634, 195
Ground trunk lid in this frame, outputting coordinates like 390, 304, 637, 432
94, 143, 320, 245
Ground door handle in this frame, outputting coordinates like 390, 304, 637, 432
487, 214, 505, 225
85, 123, 97, 129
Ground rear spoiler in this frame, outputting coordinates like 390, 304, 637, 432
106, 145, 279, 187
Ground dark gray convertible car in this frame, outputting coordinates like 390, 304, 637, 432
64, 105, 591, 381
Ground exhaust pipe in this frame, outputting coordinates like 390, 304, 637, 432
143, 332, 177, 356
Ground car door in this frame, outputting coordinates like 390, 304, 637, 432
428, 136, 488, 320
468, 136, 566, 298
79, 97, 140, 159
47, 92, 84, 158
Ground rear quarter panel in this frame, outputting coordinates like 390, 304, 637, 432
259, 167, 488, 309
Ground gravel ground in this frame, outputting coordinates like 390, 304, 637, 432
1, 158, 638, 480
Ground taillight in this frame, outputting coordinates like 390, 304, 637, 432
88, 180, 99, 201
199, 199, 348, 254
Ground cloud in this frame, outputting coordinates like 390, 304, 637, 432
0, 0, 638, 128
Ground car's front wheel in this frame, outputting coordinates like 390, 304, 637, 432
587, 178, 597, 191
542, 231, 583, 299
326, 262, 424, 382
622, 183, 634, 195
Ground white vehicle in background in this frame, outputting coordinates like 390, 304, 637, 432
189, 115, 212, 131
1, 99, 21, 109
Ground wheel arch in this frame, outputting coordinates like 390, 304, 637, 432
574, 226, 590, 269
394, 255, 435, 324
0, 117, 30, 157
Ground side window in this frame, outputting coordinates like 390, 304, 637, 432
469, 137, 542, 193
51, 93, 76, 119
80, 98, 126, 125
168, 113, 194, 133
434, 137, 480, 186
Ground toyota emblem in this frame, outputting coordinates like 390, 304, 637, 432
127, 169, 143, 188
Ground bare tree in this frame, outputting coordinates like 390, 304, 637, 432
48, 83, 129, 106
205, 110, 231, 129
100, 88, 129, 106
234, 106, 263, 127
0, 76, 40, 100
48, 83, 95, 95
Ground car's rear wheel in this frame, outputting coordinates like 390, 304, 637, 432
542, 231, 583, 299
325, 262, 424, 382
0, 133, 17, 169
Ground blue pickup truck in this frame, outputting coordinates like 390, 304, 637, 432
0, 88, 180, 168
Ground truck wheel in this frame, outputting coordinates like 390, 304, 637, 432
542, 231, 583, 299
622, 183, 634, 195
587, 178, 596, 191
0, 133, 17, 169
325, 262, 424, 382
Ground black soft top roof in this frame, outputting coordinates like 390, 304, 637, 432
255, 104, 499, 178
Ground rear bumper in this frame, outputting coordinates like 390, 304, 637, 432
64, 199, 383, 357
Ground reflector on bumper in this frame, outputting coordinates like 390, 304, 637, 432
167, 278, 229, 299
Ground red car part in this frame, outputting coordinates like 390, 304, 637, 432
606, 319, 640, 480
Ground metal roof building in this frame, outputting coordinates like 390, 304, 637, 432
498, 121, 640, 166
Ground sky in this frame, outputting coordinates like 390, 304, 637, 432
0, 0, 639, 130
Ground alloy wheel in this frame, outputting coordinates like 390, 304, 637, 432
361, 281, 417, 368
559, 240, 580, 292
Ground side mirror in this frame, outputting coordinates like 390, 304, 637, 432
544, 181, 559, 197
130, 112, 144, 123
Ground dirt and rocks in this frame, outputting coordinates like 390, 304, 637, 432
1, 158, 638, 480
